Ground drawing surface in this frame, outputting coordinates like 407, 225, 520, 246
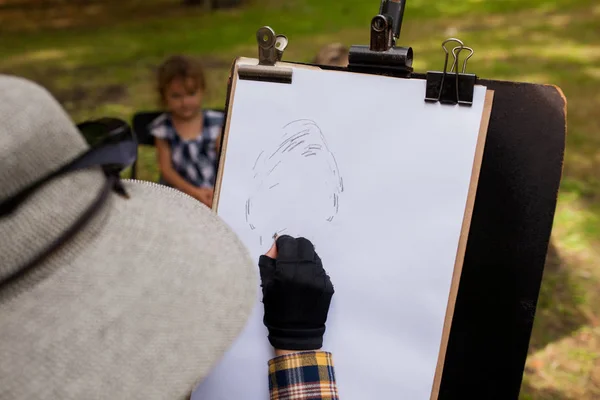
193, 66, 489, 399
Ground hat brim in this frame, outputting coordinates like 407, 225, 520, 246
0, 180, 257, 399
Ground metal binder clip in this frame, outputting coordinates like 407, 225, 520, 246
425, 38, 477, 106
238, 26, 293, 84
348, 0, 413, 76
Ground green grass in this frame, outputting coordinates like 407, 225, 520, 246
1, 0, 599, 398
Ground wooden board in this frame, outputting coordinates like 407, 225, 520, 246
431, 90, 494, 400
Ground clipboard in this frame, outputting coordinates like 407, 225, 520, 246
216, 56, 493, 397
208, 2, 566, 399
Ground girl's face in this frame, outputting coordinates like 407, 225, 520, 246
164, 77, 203, 120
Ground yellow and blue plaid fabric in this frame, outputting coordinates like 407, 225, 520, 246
268, 351, 338, 400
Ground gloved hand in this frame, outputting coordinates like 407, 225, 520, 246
258, 235, 334, 351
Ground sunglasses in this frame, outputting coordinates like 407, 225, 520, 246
0, 117, 137, 217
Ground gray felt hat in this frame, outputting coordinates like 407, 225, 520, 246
0, 75, 257, 399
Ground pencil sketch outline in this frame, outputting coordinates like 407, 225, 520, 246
245, 119, 344, 246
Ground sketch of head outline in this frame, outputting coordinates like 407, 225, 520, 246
245, 119, 344, 246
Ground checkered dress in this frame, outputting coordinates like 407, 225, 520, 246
149, 110, 223, 188
269, 351, 338, 399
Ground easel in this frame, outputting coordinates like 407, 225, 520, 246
221, 1, 565, 398
241, 1, 565, 398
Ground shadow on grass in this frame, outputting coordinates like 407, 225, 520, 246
520, 383, 574, 400
0, 0, 587, 34
527, 241, 589, 353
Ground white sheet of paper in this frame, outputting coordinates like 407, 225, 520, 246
193, 66, 487, 399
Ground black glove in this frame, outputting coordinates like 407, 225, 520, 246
258, 235, 334, 351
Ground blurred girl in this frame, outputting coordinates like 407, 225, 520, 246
150, 55, 223, 208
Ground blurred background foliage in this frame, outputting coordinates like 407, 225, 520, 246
1, 0, 599, 398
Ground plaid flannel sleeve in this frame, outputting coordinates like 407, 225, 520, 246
268, 351, 339, 400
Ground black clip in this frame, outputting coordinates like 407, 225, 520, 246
348, 0, 413, 76
238, 26, 293, 84
425, 38, 476, 106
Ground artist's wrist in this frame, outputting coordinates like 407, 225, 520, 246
275, 349, 303, 357
266, 326, 325, 350
275, 348, 328, 357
